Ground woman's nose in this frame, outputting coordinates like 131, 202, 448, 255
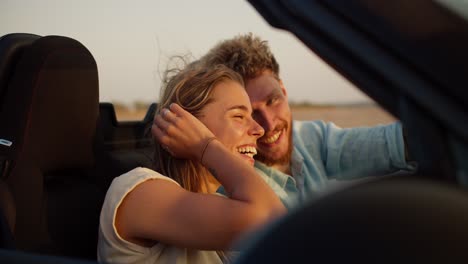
250, 119, 265, 138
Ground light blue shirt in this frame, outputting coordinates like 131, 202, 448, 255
254, 120, 415, 206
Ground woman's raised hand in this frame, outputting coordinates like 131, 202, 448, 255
152, 103, 215, 162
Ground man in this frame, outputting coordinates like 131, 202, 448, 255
204, 33, 415, 205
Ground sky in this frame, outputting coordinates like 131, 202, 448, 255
1, 0, 372, 106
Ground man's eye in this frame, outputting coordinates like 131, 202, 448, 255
267, 97, 279, 105
234, 115, 245, 119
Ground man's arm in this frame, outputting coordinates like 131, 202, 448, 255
300, 120, 415, 180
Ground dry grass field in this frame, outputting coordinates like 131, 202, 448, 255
115, 104, 397, 128
291, 104, 396, 127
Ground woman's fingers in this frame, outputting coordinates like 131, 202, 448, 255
160, 106, 182, 132
152, 103, 215, 161
169, 103, 186, 117
161, 107, 176, 121
155, 105, 188, 139
153, 117, 178, 157
169, 103, 214, 140
154, 107, 188, 157
154, 114, 171, 134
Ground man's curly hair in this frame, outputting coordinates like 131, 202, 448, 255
200, 33, 280, 82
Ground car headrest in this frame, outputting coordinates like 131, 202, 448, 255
0, 33, 100, 254
0, 33, 41, 107
0, 35, 99, 171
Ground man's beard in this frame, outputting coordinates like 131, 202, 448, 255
255, 122, 293, 167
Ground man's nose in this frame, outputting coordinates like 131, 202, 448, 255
255, 109, 275, 132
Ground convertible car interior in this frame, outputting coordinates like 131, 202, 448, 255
1, 0, 468, 263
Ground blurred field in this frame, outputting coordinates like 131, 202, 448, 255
115, 104, 396, 128
291, 104, 396, 127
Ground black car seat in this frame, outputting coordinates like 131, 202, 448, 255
0, 33, 41, 250
0, 33, 41, 107
0, 34, 102, 259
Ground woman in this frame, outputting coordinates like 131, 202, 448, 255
97, 62, 286, 263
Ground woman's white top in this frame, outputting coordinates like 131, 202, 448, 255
97, 167, 223, 264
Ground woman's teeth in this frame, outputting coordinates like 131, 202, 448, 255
237, 146, 257, 158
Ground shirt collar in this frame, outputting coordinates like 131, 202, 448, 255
254, 145, 303, 187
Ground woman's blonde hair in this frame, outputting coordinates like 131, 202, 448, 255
153, 58, 244, 192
